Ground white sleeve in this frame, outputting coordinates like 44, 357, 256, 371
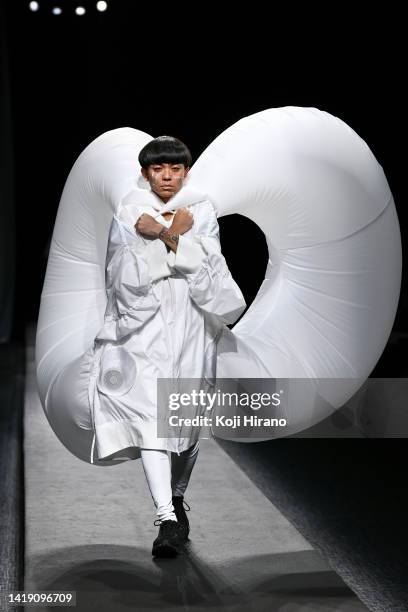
143, 239, 174, 282
95, 215, 160, 341
169, 201, 247, 325
118, 205, 174, 283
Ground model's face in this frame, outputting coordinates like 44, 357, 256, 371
141, 163, 189, 202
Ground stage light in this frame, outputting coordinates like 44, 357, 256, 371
96, 1, 108, 10
29, 1, 39, 10
52, 6, 62, 14
75, 6, 86, 15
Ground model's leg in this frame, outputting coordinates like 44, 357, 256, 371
171, 440, 200, 497
140, 448, 177, 524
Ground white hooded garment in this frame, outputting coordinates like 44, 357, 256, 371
87, 183, 247, 462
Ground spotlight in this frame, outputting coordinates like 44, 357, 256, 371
75, 6, 86, 15
29, 1, 39, 10
96, 1, 108, 11
52, 6, 62, 14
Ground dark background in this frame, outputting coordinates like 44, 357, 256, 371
3, 2, 406, 371
2, 4, 407, 606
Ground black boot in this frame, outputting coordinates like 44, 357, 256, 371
152, 519, 183, 558
172, 495, 191, 542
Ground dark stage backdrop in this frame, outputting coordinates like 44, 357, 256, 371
0, 0, 15, 342
4, 3, 405, 362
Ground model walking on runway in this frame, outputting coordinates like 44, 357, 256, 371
96, 135, 246, 557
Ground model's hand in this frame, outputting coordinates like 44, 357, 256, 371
134, 213, 163, 238
170, 208, 194, 235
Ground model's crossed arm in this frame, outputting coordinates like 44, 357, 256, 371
135, 208, 192, 253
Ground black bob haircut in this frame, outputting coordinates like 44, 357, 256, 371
138, 135, 192, 169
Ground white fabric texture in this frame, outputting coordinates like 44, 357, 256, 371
141, 440, 200, 524
85, 186, 246, 462
140, 449, 177, 524
35, 107, 402, 466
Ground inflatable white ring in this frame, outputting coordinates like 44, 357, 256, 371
35, 106, 402, 463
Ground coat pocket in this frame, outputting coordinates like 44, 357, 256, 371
96, 346, 137, 397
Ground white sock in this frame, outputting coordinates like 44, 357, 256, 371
140, 448, 178, 524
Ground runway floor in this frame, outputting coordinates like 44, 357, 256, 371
24, 326, 369, 611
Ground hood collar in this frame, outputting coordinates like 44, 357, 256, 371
120, 174, 208, 219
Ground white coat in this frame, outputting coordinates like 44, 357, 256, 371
87, 184, 247, 462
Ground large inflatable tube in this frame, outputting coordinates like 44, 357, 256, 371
35, 106, 402, 463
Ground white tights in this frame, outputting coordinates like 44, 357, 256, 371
140, 440, 200, 524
